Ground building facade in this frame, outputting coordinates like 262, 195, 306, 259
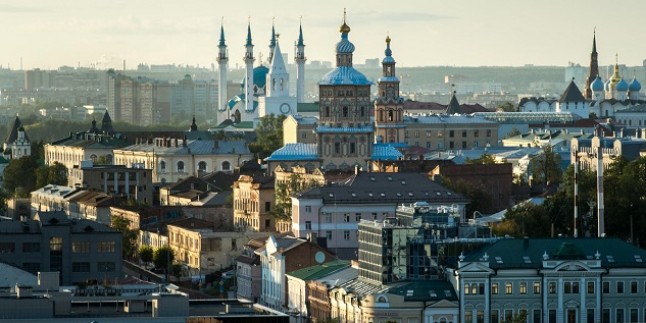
232, 174, 275, 232
0, 211, 122, 285
68, 162, 153, 205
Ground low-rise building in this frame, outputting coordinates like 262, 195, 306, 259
233, 174, 275, 232
0, 211, 122, 285
68, 162, 153, 205
452, 237, 646, 323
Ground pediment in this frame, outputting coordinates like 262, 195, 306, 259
458, 262, 495, 274
427, 299, 458, 308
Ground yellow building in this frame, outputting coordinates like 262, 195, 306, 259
232, 175, 275, 232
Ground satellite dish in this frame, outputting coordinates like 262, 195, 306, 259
315, 251, 325, 264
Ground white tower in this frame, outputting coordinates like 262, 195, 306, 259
244, 23, 255, 112
295, 21, 306, 103
266, 37, 289, 98
217, 23, 228, 118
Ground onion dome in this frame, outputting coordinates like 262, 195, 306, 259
629, 77, 642, 92
383, 36, 395, 64
240, 65, 269, 91
335, 11, 355, 54
616, 78, 629, 92
592, 75, 604, 91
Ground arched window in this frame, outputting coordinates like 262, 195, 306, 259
343, 107, 348, 117
160, 161, 166, 171
222, 161, 231, 171
325, 107, 330, 117
198, 161, 207, 172
177, 161, 185, 172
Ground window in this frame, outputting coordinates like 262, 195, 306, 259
603, 281, 609, 293
265, 202, 271, 212
305, 221, 311, 230
98, 262, 116, 272
491, 283, 498, 295
505, 310, 513, 322
471, 284, 477, 295
449, 130, 454, 138
572, 281, 579, 293
587, 309, 595, 323
588, 281, 595, 294
177, 161, 185, 172
519, 282, 527, 294
465, 311, 473, 323
335, 142, 341, 154
549, 282, 556, 294
464, 283, 470, 295
479, 283, 485, 295
222, 161, 231, 171
72, 241, 90, 253
198, 161, 207, 172
50, 236, 63, 251
344, 231, 350, 240
533, 282, 541, 294
491, 310, 499, 323
324, 213, 332, 223
349, 142, 355, 154
98, 241, 116, 253
462, 141, 467, 149
486, 129, 492, 137
631, 281, 638, 293
477, 310, 484, 323
22, 242, 40, 253
505, 282, 512, 294
617, 281, 624, 294
602, 309, 610, 323
72, 262, 90, 273
474, 130, 479, 137
630, 309, 638, 323
564, 282, 571, 293
549, 310, 556, 323
344, 214, 350, 222
326, 231, 332, 240
342, 106, 348, 117
305, 206, 312, 213
534, 310, 542, 323
0, 243, 15, 253
462, 130, 467, 137
355, 213, 361, 221
616, 309, 624, 323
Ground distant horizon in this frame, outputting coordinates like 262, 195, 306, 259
2, 0, 645, 70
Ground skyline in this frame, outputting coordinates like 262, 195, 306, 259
2, 0, 646, 70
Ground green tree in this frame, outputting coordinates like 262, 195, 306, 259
504, 127, 522, 139
272, 173, 320, 221
139, 245, 154, 267
442, 178, 494, 216
153, 246, 175, 270
531, 145, 562, 191
497, 101, 516, 112
35, 162, 68, 188
248, 114, 286, 159
111, 216, 138, 259
466, 153, 498, 165
4, 155, 39, 197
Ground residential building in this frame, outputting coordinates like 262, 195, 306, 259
286, 259, 355, 322
291, 172, 469, 259
282, 114, 318, 145
256, 235, 335, 311
159, 175, 228, 206
402, 113, 499, 150
236, 243, 263, 303
233, 174, 275, 232
166, 217, 270, 276
30, 185, 81, 215
452, 238, 646, 323
68, 162, 153, 205
0, 211, 122, 285
113, 138, 252, 184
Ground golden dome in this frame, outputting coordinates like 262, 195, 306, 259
339, 9, 350, 33
386, 35, 391, 44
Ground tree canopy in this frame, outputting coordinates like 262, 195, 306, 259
153, 246, 175, 270
249, 114, 286, 159
4, 156, 40, 197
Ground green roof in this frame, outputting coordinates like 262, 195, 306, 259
233, 121, 254, 129
297, 102, 319, 112
287, 259, 350, 280
0, 156, 8, 164
464, 237, 646, 269
386, 280, 458, 302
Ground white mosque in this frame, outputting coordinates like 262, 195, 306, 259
215, 21, 306, 130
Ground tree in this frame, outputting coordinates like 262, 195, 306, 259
248, 114, 286, 159
139, 245, 154, 267
35, 162, 68, 188
466, 153, 498, 165
531, 145, 562, 191
272, 173, 320, 221
153, 246, 175, 270
442, 178, 494, 216
503, 127, 522, 139
111, 216, 138, 259
4, 155, 39, 197
497, 101, 516, 112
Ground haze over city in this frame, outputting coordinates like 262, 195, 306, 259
3, 0, 646, 70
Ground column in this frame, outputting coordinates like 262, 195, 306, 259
557, 277, 563, 323
596, 276, 601, 323
580, 277, 586, 323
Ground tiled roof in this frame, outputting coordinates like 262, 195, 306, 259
287, 260, 351, 280
404, 114, 497, 125
297, 172, 467, 204
264, 143, 319, 161
463, 237, 646, 269
371, 144, 403, 160
117, 139, 249, 155
386, 279, 458, 302
559, 80, 585, 103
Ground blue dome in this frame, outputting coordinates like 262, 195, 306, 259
382, 56, 395, 64
592, 76, 604, 91
616, 78, 629, 92
240, 65, 269, 91
319, 66, 372, 86
336, 34, 355, 54
629, 77, 642, 92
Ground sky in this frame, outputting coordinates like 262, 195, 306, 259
2, 0, 646, 70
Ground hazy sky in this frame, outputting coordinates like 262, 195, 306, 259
2, 0, 646, 70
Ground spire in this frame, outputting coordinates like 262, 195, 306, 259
297, 18, 304, 47
218, 20, 226, 47
592, 27, 597, 53
190, 115, 198, 132
246, 21, 253, 47
445, 91, 461, 114
268, 19, 276, 64
101, 110, 115, 134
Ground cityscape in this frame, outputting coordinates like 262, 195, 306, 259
1, 2, 646, 323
